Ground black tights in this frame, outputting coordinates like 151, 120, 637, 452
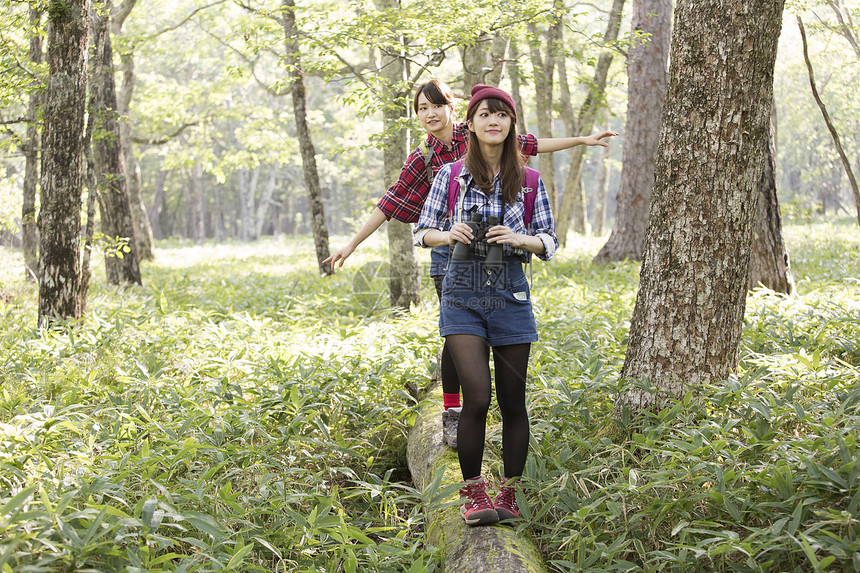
434, 276, 460, 398
445, 334, 531, 480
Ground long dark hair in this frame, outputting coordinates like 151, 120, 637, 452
464, 98, 524, 205
413, 79, 455, 114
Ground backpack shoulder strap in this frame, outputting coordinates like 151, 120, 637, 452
419, 140, 434, 186
447, 160, 464, 220
522, 167, 540, 229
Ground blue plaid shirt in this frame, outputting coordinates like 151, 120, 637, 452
414, 162, 558, 261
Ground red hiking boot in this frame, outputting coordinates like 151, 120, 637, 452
494, 478, 521, 522
460, 477, 499, 526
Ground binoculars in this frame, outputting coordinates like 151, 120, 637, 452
452, 212, 504, 265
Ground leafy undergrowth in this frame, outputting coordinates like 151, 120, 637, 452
522, 220, 860, 572
0, 217, 858, 572
0, 238, 442, 572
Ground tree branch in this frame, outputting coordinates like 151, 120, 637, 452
828, 0, 860, 59
140, 0, 229, 41
798, 15, 860, 228
132, 122, 199, 145
111, 0, 138, 32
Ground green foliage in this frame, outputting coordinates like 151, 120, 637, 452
520, 222, 860, 572
0, 237, 441, 571
1, 219, 858, 572
47, 1, 72, 23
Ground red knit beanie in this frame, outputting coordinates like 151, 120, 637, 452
465, 84, 517, 121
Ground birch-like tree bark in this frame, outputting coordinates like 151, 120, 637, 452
282, 0, 332, 274
148, 168, 167, 239
38, 0, 90, 325
593, 0, 671, 262
89, 1, 142, 285
614, 0, 786, 417
255, 166, 278, 238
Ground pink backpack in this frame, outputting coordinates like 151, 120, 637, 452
446, 160, 540, 229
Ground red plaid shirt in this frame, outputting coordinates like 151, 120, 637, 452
377, 123, 538, 223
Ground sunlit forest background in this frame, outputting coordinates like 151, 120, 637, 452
0, 1, 857, 244
0, 1, 858, 571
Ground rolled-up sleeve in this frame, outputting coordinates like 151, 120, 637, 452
530, 178, 558, 261
414, 163, 453, 248
377, 149, 430, 224
517, 133, 539, 157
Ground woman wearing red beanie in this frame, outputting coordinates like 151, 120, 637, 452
326, 80, 616, 452
415, 84, 557, 526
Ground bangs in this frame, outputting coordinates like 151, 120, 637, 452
413, 80, 455, 112
480, 98, 514, 115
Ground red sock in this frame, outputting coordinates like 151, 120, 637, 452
443, 393, 461, 410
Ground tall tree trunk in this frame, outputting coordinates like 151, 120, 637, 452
508, 37, 530, 142
255, 166, 277, 238
556, 0, 625, 246
116, 49, 154, 258
748, 113, 795, 295
556, 53, 590, 235
797, 16, 860, 228
593, 137, 612, 237
528, 20, 558, 209
461, 34, 508, 88
148, 168, 167, 239
38, 0, 90, 326
282, 0, 332, 275
111, 0, 153, 260
554, 6, 589, 236
374, 0, 420, 310
238, 167, 259, 241
613, 0, 786, 417
23, 7, 44, 282
89, 2, 142, 286
81, 105, 98, 312
213, 184, 224, 242
594, 0, 672, 263
192, 162, 205, 244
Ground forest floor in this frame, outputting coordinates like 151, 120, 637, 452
0, 215, 858, 572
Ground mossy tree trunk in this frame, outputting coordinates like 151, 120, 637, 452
407, 384, 548, 573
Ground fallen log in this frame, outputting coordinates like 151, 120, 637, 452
406, 383, 548, 573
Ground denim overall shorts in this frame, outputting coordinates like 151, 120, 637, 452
439, 255, 538, 347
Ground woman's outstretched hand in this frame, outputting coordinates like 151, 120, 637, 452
583, 130, 619, 147
322, 244, 355, 269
